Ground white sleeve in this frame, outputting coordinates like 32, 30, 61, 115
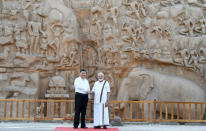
92, 82, 96, 92
106, 81, 110, 93
87, 80, 90, 91
74, 78, 78, 89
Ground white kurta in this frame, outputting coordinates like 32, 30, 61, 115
92, 80, 110, 126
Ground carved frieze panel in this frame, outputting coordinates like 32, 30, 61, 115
0, 0, 205, 100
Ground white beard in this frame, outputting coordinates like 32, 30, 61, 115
98, 79, 104, 82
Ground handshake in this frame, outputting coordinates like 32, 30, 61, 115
86, 91, 92, 94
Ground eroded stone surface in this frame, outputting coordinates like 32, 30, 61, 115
0, 0, 205, 102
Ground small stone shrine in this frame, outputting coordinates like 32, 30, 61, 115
45, 75, 69, 99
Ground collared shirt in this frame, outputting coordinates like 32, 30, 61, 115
92, 80, 110, 103
74, 76, 90, 94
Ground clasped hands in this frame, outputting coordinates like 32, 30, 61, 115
86, 91, 92, 94
86, 91, 108, 107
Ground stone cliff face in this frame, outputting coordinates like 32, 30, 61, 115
0, 0, 206, 100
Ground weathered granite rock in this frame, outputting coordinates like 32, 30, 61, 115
0, 0, 205, 102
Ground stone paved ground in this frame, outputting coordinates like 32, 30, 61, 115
0, 122, 206, 131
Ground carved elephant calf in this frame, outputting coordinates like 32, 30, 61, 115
117, 68, 206, 119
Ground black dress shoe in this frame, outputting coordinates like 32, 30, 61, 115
81, 126, 88, 129
94, 126, 101, 129
103, 125, 107, 129
73, 126, 78, 129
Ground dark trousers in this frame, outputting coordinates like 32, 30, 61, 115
73, 92, 88, 128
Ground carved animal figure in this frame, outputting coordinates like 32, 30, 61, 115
117, 68, 206, 119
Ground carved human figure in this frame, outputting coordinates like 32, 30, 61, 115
121, 23, 137, 43
121, 23, 131, 42
48, 38, 59, 57
198, 47, 206, 76
151, 25, 162, 39
87, 46, 97, 65
103, 23, 114, 41
63, 19, 75, 41
91, 5, 104, 38
109, 7, 119, 25
60, 53, 70, 66
40, 34, 48, 56
28, 12, 44, 54
111, 49, 120, 66
60, 46, 79, 67
179, 17, 194, 37
199, 47, 206, 63
105, 48, 113, 65
181, 49, 192, 68
125, 1, 141, 20
0, 23, 4, 43
8, 2, 19, 21
97, 47, 105, 65
189, 50, 200, 71
136, 26, 145, 43
68, 46, 79, 66
137, 0, 146, 17
3, 22, 14, 44
15, 32, 27, 55
194, 18, 206, 35
150, 44, 161, 59
49, 23, 64, 57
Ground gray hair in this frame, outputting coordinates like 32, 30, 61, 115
98, 72, 104, 77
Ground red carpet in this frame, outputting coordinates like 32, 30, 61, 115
55, 127, 119, 131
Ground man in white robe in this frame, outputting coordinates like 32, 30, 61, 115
92, 72, 110, 129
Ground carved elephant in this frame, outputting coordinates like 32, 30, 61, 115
117, 68, 206, 119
